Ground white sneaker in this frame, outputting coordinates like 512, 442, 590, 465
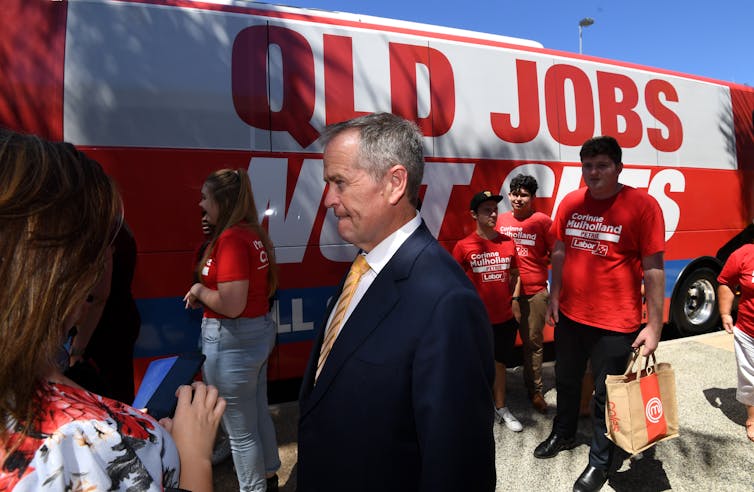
496, 407, 523, 432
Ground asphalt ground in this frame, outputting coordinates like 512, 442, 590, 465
213, 331, 754, 491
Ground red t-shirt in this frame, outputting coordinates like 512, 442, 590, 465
498, 211, 554, 295
551, 186, 664, 333
200, 225, 271, 319
718, 244, 754, 338
452, 232, 518, 324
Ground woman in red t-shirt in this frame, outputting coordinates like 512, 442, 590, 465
718, 243, 754, 443
184, 168, 281, 490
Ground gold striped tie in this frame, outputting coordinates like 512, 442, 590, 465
316, 255, 370, 381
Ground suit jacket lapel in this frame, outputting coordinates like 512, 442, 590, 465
299, 268, 348, 401
300, 223, 434, 417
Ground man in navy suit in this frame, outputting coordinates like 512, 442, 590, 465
297, 113, 496, 492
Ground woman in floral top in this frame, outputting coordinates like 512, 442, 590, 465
0, 130, 225, 491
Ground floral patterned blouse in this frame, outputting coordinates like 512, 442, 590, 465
0, 382, 180, 491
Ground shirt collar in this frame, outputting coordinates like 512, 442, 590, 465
363, 211, 421, 275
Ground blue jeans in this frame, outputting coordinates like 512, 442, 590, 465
201, 315, 281, 491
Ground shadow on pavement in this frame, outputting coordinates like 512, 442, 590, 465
610, 447, 672, 492
703, 387, 747, 426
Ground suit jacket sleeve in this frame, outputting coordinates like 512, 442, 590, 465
412, 285, 496, 491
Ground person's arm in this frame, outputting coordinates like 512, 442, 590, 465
413, 288, 495, 491
511, 269, 522, 322
545, 218, 556, 265
545, 240, 565, 325
718, 284, 736, 334
185, 233, 251, 317
631, 252, 665, 355
160, 382, 226, 492
184, 280, 249, 318
510, 265, 520, 295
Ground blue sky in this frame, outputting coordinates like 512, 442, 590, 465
282, 0, 752, 86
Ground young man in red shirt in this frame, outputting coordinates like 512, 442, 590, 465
453, 191, 522, 432
534, 136, 665, 492
498, 175, 553, 414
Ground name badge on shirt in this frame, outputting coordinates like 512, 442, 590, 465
202, 258, 212, 277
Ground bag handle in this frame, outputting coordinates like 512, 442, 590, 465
623, 349, 657, 380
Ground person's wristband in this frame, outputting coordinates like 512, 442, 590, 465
512, 296, 521, 302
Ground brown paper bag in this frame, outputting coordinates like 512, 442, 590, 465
604, 351, 679, 454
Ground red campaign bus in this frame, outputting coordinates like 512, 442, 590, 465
3, 0, 754, 387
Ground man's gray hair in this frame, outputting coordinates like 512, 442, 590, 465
321, 112, 424, 206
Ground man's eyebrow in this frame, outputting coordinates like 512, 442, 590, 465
324, 172, 343, 182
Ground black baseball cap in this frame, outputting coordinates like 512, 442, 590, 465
470, 191, 503, 211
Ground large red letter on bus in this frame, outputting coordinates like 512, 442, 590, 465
389, 42, 455, 136
323, 35, 370, 125
645, 79, 683, 152
597, 71, 642, 148
232, 26, 319, 147
490, 59, 540, 143
545, 64, 594, 146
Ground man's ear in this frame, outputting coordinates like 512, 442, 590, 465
385, 164, 408, 205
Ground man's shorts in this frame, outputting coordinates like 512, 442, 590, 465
492, 318, 518, 365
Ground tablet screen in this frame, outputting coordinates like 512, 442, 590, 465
133, 353, 206, 420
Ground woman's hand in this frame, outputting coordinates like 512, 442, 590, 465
183, 283, 203, 309
169, 382, 225, 458
163, 382, 226, 492
184, 280, 249, 318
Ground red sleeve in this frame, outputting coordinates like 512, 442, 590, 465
542, 215, 555, 253
718, 248, 742, 288
639, 195, 665, 257
550, 206, 565, 243
214, 233, 250, 283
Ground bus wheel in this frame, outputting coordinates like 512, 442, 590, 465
671, 267, 720, 336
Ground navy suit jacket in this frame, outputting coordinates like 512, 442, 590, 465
297, 222, 496, 492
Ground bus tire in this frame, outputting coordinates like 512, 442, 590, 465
671, 267, 720, 336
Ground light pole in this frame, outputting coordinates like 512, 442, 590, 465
578, 17, 594, 54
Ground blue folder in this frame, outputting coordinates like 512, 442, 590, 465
132, 353, 205, 420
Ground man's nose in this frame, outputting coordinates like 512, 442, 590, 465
323, 184, 337, 207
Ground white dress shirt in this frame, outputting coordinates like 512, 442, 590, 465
325, 212, 422, 337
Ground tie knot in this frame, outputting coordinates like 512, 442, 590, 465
351, 254, 370, 277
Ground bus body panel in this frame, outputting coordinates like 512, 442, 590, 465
3, 0, 754, 383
